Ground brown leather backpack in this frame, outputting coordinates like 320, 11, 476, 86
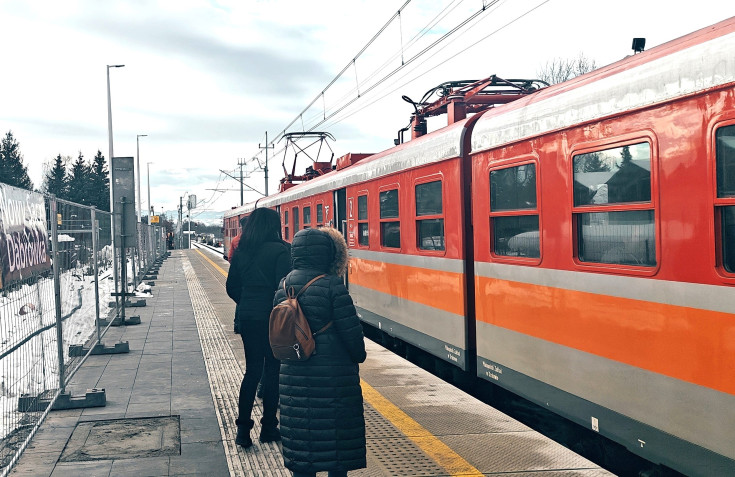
269, 274, 332, 360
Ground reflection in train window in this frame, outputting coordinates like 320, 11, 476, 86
416, 180, 444, 251
316, 204, 323, 225
573, 143, 651, 206
716, 125, 735, 272
722, 207, 735, 273
573, 142, 656, 267
358, 195, 369, 246
304, 206, 311, 228
284, 210, 289, 240
578, 211, 655, 266
380, 189, 400, 248
294, 207, 300, 232
490, 164, 539, 258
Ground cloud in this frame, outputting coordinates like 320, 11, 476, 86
73, 8, 331, 97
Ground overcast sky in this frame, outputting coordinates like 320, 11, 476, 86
0, 0, 731, 222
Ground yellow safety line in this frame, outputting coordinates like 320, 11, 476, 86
195, 249, 229, 277
360, 379, 484, 476
196, 248, 482, 476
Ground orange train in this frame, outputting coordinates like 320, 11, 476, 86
224, 17, 735, 475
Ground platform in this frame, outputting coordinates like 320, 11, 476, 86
9, 248, 614, 476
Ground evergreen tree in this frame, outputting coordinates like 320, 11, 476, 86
0, 131, 33, 190
89, 150, 110, 211
42, 154, 68, 196
66, 152, 90, 204
619, 145, 633, 165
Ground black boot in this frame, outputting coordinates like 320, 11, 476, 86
259, 425, 281, 443
235, 419, 254, 448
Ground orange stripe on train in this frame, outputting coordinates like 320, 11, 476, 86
349, 257, 466, 316
475, 276, 735, 396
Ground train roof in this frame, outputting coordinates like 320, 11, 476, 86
471, 16, 735, 154
224, 117, 470, 218
225, 16, 735, 220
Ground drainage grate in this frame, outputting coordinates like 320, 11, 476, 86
59, 416, 180, 462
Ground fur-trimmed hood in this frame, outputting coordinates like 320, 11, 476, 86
320, 226, 348, 277
290, 227, 349, 277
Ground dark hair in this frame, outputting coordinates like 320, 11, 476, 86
239, 215, 248, 229
238, 208, 281, 254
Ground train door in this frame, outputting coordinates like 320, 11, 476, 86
334, 188, 348, 288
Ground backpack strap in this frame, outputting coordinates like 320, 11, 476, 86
284, 274, 327, 298
313, 321, 333, 336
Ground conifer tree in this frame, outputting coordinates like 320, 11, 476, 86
0, 131, 34, 190
89, 150, 110, 211
66, 152, 90, 204
42, 154, 68, 197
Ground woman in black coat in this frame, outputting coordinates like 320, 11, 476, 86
274, 227, 367, 477
225, 207, 291, 447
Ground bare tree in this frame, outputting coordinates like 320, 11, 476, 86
537, 53, 597, 85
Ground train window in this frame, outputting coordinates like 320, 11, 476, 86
490, 164, 539, 258
578, 211, 655, 266
304, 206, 311, 229
573, 142, 655, 267
358, 195, 369, 246
316, 204, 323, 225
380, 189, 400, 248
283, 210, 289, 239
573, 143, 651, 206
416, 180, 444, 251
716, 125, 735, 272
294, 207, 300, 232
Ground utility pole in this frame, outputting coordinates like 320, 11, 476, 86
238, 158, 245, 206
259, 131, 274, 196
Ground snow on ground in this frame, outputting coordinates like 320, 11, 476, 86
0, 259, 117, 439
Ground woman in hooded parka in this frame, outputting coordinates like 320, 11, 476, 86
274, 227, 367, 477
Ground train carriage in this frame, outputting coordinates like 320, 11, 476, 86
224, 16, 735, 475
470, 17, 735, 474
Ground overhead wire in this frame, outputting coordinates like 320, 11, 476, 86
251, 0, 502, 165
244, 0, 553, 196
321, 0, 552, 132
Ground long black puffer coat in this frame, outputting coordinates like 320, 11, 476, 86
274, 228, 367, 474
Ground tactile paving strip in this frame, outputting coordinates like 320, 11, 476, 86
363, 406, 445, 476
182, 255, 290, 477
184, 250, 483, 477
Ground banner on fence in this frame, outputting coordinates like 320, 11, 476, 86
111, 156, 137, 249
0, 183, 51, 289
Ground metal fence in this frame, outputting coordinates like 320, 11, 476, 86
0, 187, 166, 473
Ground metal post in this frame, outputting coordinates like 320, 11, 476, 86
107, 64, 124, 317
50, 198, 66, 393
92, 208, 102, 345
179, 196, 183, 249
265, 131, 269, 196
147, 162, 152, 226
120, 196, 127, 323
239, 159, 244, 206
259, 131, 274, 196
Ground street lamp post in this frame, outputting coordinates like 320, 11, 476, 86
136, 134, 147, 222
107, 64, 124, 312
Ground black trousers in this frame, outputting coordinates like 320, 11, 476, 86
237, 320, 280, 428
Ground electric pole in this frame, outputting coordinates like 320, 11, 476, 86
238, 158, 245, 205
259, 131, 274, 196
